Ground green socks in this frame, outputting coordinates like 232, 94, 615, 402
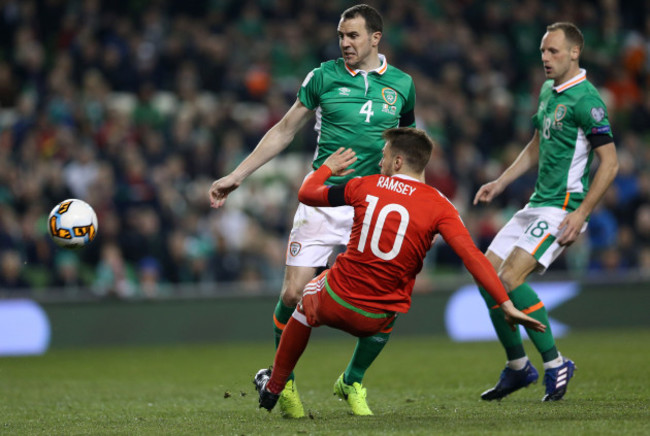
344, 321, 394, 384
480, 283, 559, 363
479, 286, 526, 360
508, 283, 558, 362
273, 298, 296, 347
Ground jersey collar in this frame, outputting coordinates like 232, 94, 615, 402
392, 174, 419, 183
344, 54, 388, 76
553, 68, 587, 93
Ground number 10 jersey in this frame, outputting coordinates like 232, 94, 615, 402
327, 174, 468, 314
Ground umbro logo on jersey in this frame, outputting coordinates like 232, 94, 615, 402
338, 87, 351, 96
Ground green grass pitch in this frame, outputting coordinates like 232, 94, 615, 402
2, 329, 649, 435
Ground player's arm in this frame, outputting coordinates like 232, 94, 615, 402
297, 148, 357, 207
557, 141, 618, 245
398, 109, 415, 127
209, 100, 314, 208
442, 225, 508, 304
399, 79, 416, 127
439, 214, 546, 333
473, 130, 540, 205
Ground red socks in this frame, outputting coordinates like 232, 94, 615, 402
267, 317, 312, 394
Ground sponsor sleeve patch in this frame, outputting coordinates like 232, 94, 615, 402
591, 125, 611, 134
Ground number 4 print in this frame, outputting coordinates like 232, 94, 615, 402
360, 100, 374, 123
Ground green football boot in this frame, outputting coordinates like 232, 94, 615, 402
333, 373, 373, 416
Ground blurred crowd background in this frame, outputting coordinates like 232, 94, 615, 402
0, 0, 648, 298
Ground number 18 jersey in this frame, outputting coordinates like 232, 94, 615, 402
531, 70, 613, 211
298, 55, 416, 185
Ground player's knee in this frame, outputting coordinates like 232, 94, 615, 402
485, 251, 503, 272
280, 285, 302, 307
280, 266, 317, 307
498, 268, 524, 293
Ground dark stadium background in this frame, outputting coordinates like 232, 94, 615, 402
0, 0, 648, 352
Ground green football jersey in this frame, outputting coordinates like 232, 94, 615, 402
530, 70, 613, 211
298, 55, 416, 185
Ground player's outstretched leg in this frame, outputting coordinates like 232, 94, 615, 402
542, 357, 576, 401
333, 373, 373, 416
272, 298, 305, 418
253, 368, 280, 412
341, 324, 393, 390
481, 361, 539, 401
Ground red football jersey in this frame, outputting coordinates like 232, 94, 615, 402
327, 174, 448, 313
298, 167, 508, 315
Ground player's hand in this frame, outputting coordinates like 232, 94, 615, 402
473, 180, 504, 205
557, 209, 587, 246
500, 300, 546, 333
323, 147, 357, 177
209, 174, 242, 208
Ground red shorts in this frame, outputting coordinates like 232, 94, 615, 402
297, 271, 396, 337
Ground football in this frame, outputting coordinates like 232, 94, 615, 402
48, 199, 98, 249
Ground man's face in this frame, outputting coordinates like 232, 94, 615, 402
379, 143, 394, 176
540, 30, 578, 83
337, 16, 378, 69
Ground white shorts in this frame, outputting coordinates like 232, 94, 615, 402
286, 202, 354, 267
487, 205, 588, 273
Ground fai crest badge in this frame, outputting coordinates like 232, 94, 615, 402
554, 104, 567, 121
590, 107, 605, 122
381, 88, 397, 105
289, 242, 302, 257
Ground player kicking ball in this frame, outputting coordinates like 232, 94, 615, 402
253, 127, 546, 416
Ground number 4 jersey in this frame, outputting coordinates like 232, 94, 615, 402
298, 167, 509, 315
298, 55, 416, 186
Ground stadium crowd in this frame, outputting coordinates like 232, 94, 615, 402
0, 0, 648, 298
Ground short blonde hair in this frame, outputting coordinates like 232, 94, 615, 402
547, 22, 584, 53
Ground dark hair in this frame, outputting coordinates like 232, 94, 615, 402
547, 22, 584, 53
382, 127, 434, 173
341, 4, 383, 34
